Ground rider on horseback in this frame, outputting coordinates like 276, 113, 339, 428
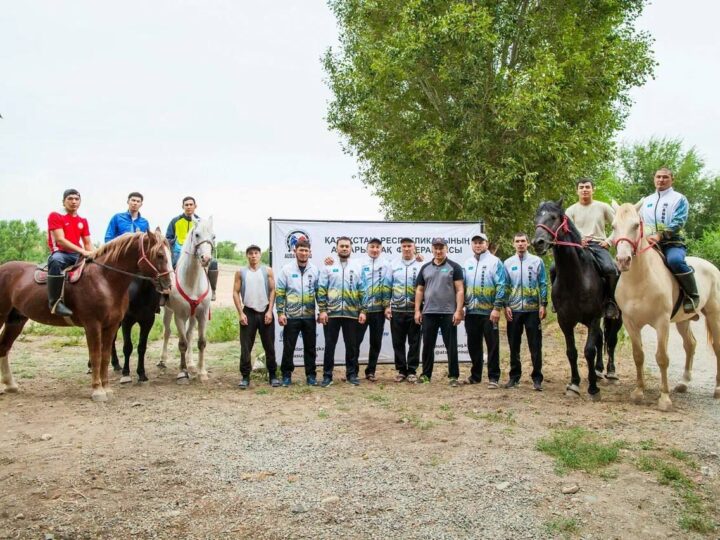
639, 168, 699, 313
566, 178, 620, 319
46, 189, 93, 317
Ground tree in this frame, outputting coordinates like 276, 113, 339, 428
596, 137, 720, 239
216, 240, 240, 260
324, 0, 655, 239
0, 220, 47, 263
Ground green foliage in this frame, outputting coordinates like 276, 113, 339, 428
0, 220, 47, 264
325, 0, 654, 242
545, 517, 580, 537
689, 228, 720, 269
216, 240, 242, 260
208, 307, 241, 343
597, 137, 720, 239
536, 427, 624, 474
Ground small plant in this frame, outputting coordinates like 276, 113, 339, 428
318, 409, 329, 419
255, 388, 269, 395
544, 517, 580, 537
536, 427, 624, 474
638, 439, 656, 451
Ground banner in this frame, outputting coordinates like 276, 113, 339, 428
269, 219, 484, 366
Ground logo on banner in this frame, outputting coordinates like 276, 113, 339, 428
285, 230, 310, 256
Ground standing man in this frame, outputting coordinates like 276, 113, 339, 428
566, 178, 619, 318
463, 233, 506, 389
357, 238, 391, 382
276, 239, 320, 386
414, 238, 464, 386
503, 233, 548, 391
317, 236, 364, 387
104, 192, 149, 242
46, 189, 93, 316
639, 167, 698, 312
233, 245, 278, 389
386, 237, 423, 383
165, 196, 219, 300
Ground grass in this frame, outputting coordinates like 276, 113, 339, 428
399, 414, 435, 431
465, 409, 516, 425
365, 392, 390, 407
438, 403, 455, 421
536, 427, 624, 474
544, 517, 580, 537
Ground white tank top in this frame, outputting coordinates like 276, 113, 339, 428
244, 268, 269, 311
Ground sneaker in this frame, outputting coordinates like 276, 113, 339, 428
533, 380, 543, 392
366, 373, 377, 382
306, 375, 318, 386
419, 375, 431, 384
504, 379, 520, 389
348, 375, 360, 386
449, 378, 459, 388
393, 373, 407, 383
465, 377, 481, 385
320, 377, 333, 388
487, 380, 499, 389
407, 374, 418, 384
270, 378, 280, 388
282, 375, 292, 387
238, 378, 250, 390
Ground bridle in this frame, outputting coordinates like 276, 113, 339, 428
90, 233, 171, 287
613, 217, 656, 256
534, 214, 584, 249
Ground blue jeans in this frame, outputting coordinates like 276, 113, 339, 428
663, 245, 691, 274
48, 251, 79, 276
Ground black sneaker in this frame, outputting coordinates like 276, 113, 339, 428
533, 380, 543, 392
306, 375, 318, 386
504, 379, 520, 389
238, 378, 250, 390
348, 375, 360, 386
270, 378, 280, 388
320, 377, 333, 388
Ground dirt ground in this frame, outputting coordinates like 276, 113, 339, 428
1, 305, 720, 540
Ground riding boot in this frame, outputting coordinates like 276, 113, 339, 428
47, 274, 73, 317
208, 266, 219, 301
603, 272, 620, 319
674, 270, 700, 313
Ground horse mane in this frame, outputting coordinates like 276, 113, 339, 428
93, 232, 144, 264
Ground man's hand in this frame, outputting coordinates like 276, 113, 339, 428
599, 240, 610, 249
452, 309, 464, 326
414, 310, 423, 325
318, 312, 328, 325
264, 311, 273, 325
415, 253, 424, 262
324, 256, 334, 266
539, 306, 547, 320
504, 307, 513, 321
581, 237, 590, 247
359, 313, 367, 324
648, 233, 662, 245
384, 307, 392, 320
239, 312, 248, 326
489, 308, 501, 325
278, 314, 287, 326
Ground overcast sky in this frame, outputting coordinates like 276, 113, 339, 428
1, 1, 718, 248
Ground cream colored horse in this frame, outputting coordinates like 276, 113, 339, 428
612, 202, 720, 410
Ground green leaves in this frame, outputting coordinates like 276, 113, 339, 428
0, 220, 47, 264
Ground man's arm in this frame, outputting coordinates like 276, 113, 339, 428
414, 284, 425, 325
265, 268, 276, 324
232, 271, 248, 325
317, 269, 329, 324
538, 260, 548, 320
104, 215, 117, 243
453, 278, 464, 325
165, 218, 176, 245
50, 229, 92, 257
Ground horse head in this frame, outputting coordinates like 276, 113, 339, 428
185, 217, 216, 268
611, 200, 644, 272
141, 228, 173, 293
532, 199, 567, 255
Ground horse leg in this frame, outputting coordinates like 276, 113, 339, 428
654, 319, 673, 411
120, 318, 134, 384
100, 326, 118, 397
673, 320, 695, 393
159, 307, 173, 369
0, 314, 28, 393
701, 310, 720, 399
196, 313, 208, 382
136, 316, 153, 383
560, 319, 581, 397
624, 318, 646, 404
174, 314, 190, 384
605, 317, 621, 382
85, 325, 106, 401
111, 328, 121, 372
584, 319, 602, 400
185, 316, 197, 374
594, 322, 605, 379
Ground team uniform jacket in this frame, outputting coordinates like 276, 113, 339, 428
317, 259, 364, 319
503, 253, 548, 312
104, 211, 149, 243
275, 262, 320, 320
639, 187, 689, 245
463, 252, 507, 315
359, 255, 392, 313
165, 214, 199, 257
389, 258, 424, 313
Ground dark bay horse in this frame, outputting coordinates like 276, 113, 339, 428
111, 277, 160, 384
532, 200, 623, 400
0, 230, 171, 401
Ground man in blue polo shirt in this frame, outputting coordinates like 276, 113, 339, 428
104, 192, 150, 242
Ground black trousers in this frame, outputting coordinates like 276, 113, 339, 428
280, 318, 317, 377
507, 311, 543, 383
421, 314, 459, 380
465, 313, 500, 382
323, 317, 360, 379
390, 312, 421, 375
239, 307, 277, 379
356, 311, 386, 376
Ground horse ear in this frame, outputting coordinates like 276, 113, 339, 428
634, 200, 643, 211
556, 196, 565, 207
153, 227, 163, 240
611, 200, 619, 211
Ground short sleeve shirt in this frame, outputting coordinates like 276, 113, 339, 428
416, 258, 464, 314
47, 212, 90, 253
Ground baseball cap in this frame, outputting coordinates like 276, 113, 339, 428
245, 244, 261, 254
472, 233, 488, 242
399, 237, 414, 243
368, 237, 382, 245
431, 237, 448, 246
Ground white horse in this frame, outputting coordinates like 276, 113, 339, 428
159, 217, 215, 383
612, 202, 720, 410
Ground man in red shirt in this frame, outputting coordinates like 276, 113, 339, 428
47, 189, 93, 316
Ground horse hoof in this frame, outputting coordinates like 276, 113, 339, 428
565, 384, 581, 398
176, 372, 190, 385
120, 376, 132, 385
588, 392, 601, 402
86, 368, 92, 375
188, 366, 198, 375
657, 395, 673, 412
630, 390, 644, 404
606, 372, 620, 382
199, 373, 209, 382
595, 370, 605, 379
91, 390, 108, 402
138, 379, 149, 385
112, 365, 121, 372
713, 387, 720, 399
4, 384, 19, 393
157, 361, 167, 369
673, 383, 688, 394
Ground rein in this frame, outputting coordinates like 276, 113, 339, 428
613, 218, 656, 255
89, 234, 170, 284
535, 214, 584, 248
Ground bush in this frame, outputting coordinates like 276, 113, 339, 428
0, 220, 47, 264
689, 228, 720, 269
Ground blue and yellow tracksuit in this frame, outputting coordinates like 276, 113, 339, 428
503, 253, 548, 312
389, 258, 423, 313
275, 262, 320, 320
317, 260, 364, 319
463, 252, 507, 315
358, 255, 392, 314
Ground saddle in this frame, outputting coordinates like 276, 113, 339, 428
34, 258, 87, 285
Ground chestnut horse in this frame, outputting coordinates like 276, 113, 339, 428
0, 230, 172, 401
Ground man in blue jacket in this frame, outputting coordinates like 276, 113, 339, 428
104, 192, 149, 242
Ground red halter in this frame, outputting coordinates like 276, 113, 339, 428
174, 271, 210, 317
535, 214, 584, 248
613, 218, 657, 255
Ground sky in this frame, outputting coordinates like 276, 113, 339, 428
1, 1, 718, 249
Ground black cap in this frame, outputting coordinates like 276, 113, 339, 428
245, 244, 261, 254
63, 188, 80, 200
431, 237, 448, 246
368, 237, 382, 245
399, 237, 414, 243
471, 233, 488, 242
